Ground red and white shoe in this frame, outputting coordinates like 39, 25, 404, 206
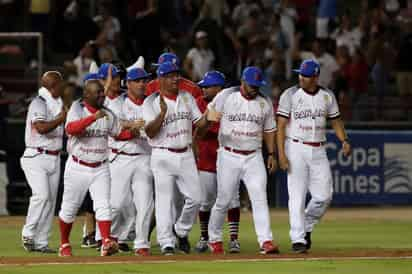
135, 248, 150, 256
101, 238, 119, 256
58, 243, 72, 257
259, 240, 280, 254
208, 241, 224, 255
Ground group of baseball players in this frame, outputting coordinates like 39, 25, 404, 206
20, 51, 351, 257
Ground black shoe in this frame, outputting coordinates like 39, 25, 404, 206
118, 243, 131, 253
81, 234, 97, 248
33, 246, 57, 253
292, 242, 308, 254
96, 240, 102, 251
22, 236, 35, 252
161, 246, 175, 256
305, 232, 312, 250
173, 227, 191, 254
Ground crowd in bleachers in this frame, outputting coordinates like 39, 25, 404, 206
1, 0, 412, 122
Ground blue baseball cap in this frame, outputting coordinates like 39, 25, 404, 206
241, 66, 266, 87
98, 63, 120, 79
153, 52, 180, 66
198, 71, 225, 87
83, 72, 101, 83
156, 61, 180, 77
127, 68, 151, 81
293, 59, 320, 77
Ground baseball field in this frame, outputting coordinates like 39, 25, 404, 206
1, 207, 412, 274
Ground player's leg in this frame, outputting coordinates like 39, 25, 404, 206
118, 193, 136, 252
305, 146, 333, 249
20, 155, 52, 251
227, 189, 241, 253
109, 155, 134, 242
132, 155, 154, 255
34, 156, 61, 252
89, 164, 118, 256
174, 152, 202, 254
242, 152, 278, 254
80, 192, 96, 248
286, 141, 310, 252
195, 171, 216, 253
208, 149, 242, 253
58, 158, 90, 256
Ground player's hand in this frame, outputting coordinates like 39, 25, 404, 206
278, 153, 289, 171
159, 95, 167, 116
131, 119, 145, 130
94, 110, 107, 120
342, 141, 351, 157
206, 106, 222, 122
267, 155, 278, 174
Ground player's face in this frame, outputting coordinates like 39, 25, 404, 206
162, 72, 180, 93
127, 78, 147, 98
299, 75, 318, 92
242, 82, 260, 99
203, 86, 222, 100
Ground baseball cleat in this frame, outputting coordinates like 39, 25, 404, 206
228, 239, 241, 253
259, 241, 280, 254
208, 241, 224, 255
101, 238, 119, 256
81, 234, 97, 248
173, 228, 191, 254
118, 243, 131, 253
305, 232, 312, 250
161, 246, 175, 256
22, 236, 35, 252
34, 246, 57, 253
58, 243, 72, 257
292, 242, 307, 254
135, 248, 150, 256
195, 238, 209, 253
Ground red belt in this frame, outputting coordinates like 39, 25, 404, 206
292, 139, 324, 147
37, 148, 60, 155
155, 147, 188, 153
72, 155, 107, 168
224, 146, 256, 155
111, 149, 141, 156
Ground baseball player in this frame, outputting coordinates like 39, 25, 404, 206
207, 66, 279, 255
193, 71, 241, 254
20, 71, 66, 253
143, 61, 215, 255
109, 67, 154, 256
276, 59, 351, 253
58, 78, 133, 257
145, 52, 202, 98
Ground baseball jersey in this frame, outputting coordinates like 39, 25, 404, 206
145, 77, 202, 98
143, 91, 202, 148
114, 95, 151, 154
276, 85, 340, 142
104, 93, 126, 150
209, 86, 276, 151
24, 89, 64, 151
196, 96, 219, 173
66, 100, 122, 162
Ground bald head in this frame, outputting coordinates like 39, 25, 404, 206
84, 80, 105, 108
41, 71, 63, 98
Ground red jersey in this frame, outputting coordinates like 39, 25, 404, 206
195, 96, 219, 173
145, 77, 203, 98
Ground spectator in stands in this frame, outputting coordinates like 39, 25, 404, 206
395, 22, 412, 96
279, 0, 297, 80
184, 31, 215, 82
231, 0, 261, 26
72, 42, 97, 87
348, 48, 369, 104
331, 12, 360, 56
316, 0, 337, 39
335, 45, 352, 98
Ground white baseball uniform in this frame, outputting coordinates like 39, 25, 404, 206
20, 87, 64, 249
207, 87, 276, 246
109, 95, 154, 249
277, 85, 339, 244
59, 100, 121, 225
143, 91, 202, 250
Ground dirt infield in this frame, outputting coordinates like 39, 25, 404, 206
1, 250, 412, 266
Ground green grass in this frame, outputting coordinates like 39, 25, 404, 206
1, 208, 412, 273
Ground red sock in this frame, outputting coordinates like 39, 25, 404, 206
97, 220, 112, 241
59, 218, 73, 245
227, 207, 240, 240
199, 211, 210, 240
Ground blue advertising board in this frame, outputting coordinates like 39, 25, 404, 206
276, 130, 412, 206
